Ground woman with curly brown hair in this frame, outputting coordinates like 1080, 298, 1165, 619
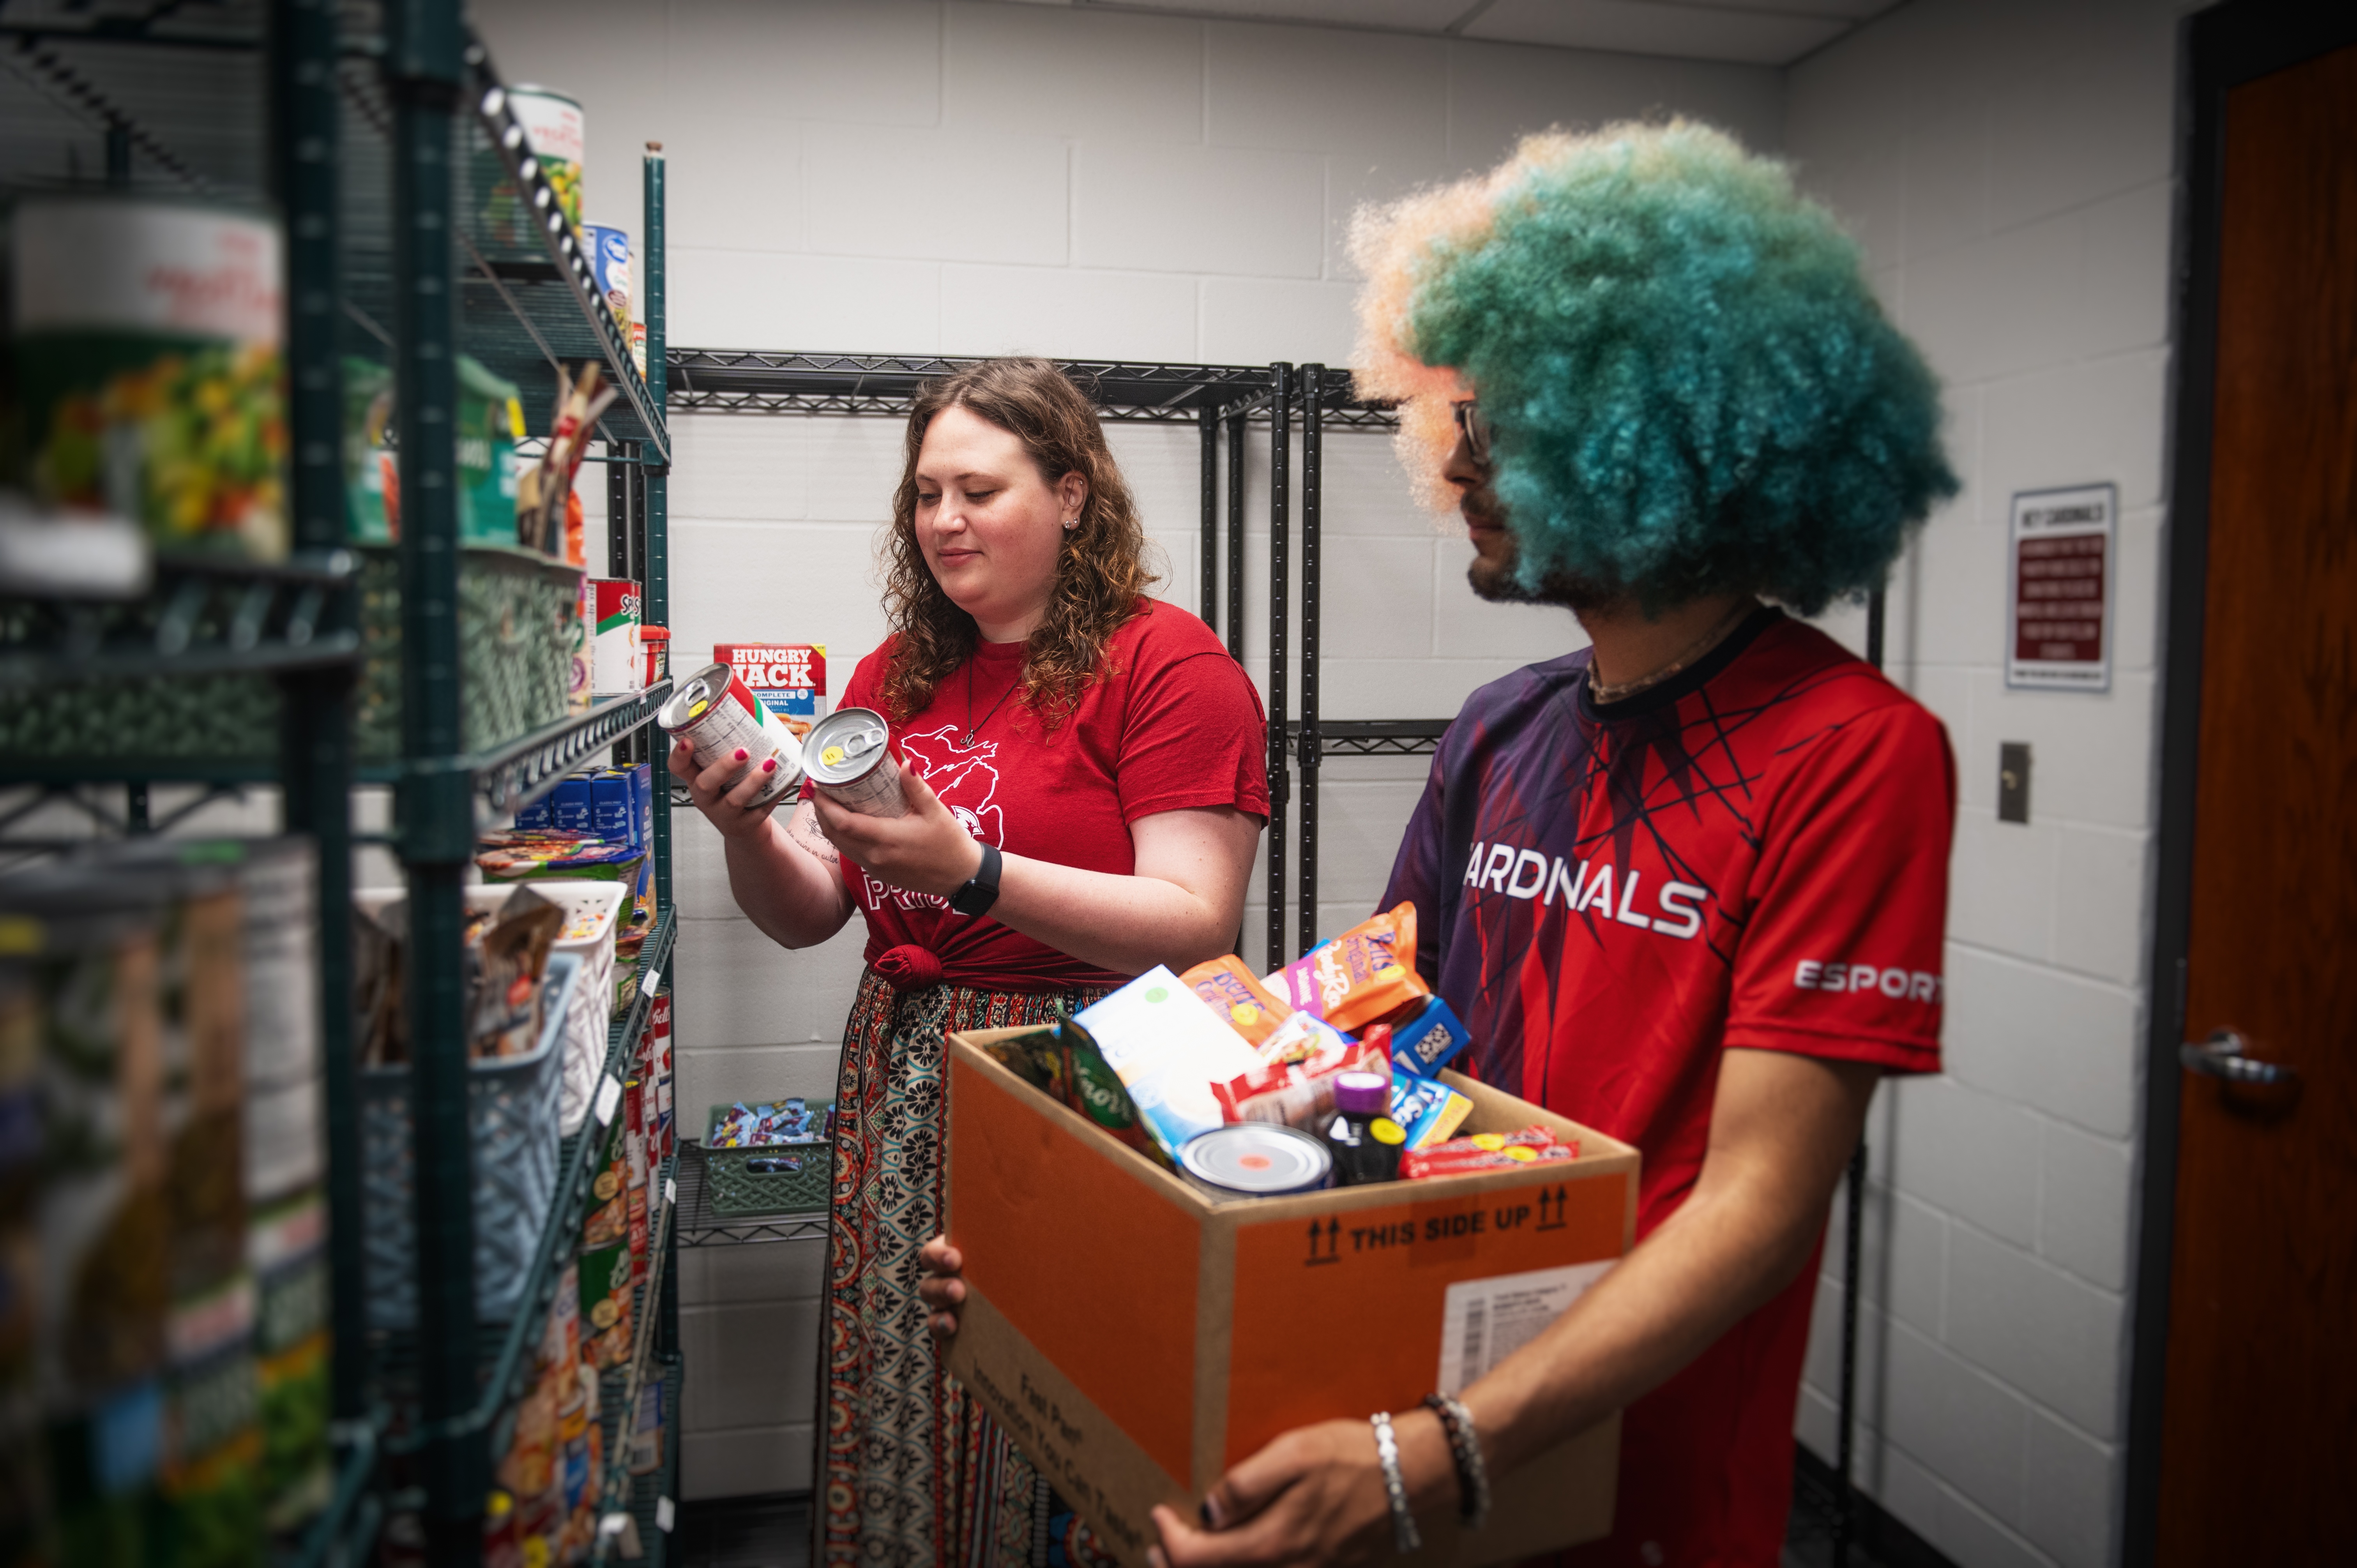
670, 357, 1268, 1567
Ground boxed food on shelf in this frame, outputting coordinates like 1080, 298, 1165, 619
341, 353, 524, 546
715, 642, 828, 738
940, 907, 1638, 1566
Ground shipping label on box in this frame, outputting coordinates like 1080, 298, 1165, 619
715, 643, 826, 735
944, 1031, 1637, 1568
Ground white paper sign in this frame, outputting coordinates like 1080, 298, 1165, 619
655, 1497, 676, 1533
1436, 1260, 1614, 1394
594, 1072, 624, 1128
2007, 483, 2116, 692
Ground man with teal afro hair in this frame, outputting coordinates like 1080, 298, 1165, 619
1135, 124, 1963, 1568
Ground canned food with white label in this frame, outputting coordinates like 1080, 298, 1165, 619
802, 707, 910, 818
658, 662, 804, 809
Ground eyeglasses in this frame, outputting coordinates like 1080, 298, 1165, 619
1451, 399, 1493, 463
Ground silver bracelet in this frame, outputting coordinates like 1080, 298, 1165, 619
1421, 1393, 1491, 1530
1370, 1411, 1422, 1556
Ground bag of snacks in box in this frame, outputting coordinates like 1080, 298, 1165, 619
1263, 903, 1429, 1033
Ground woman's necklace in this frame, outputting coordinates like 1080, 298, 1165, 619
961, 659, 1023, 749
1588, 599, 1756, 705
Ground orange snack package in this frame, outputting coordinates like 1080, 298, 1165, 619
1263, 903, 1428, 1034
1180, 954, 1293, 1047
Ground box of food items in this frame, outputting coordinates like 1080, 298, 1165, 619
943, 905, 1636, 1568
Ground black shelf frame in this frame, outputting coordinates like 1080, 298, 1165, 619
672, 1139, 831, 1248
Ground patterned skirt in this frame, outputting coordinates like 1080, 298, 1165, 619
817, 968, 1117, 1568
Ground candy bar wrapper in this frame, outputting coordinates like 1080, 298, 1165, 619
1388, 1070, 1475, 1150
1401, 1142, 1577, 1180
1382, 994, 1471, 1078
1179, 954, 1293, 1047
1214, 1027, 1391, 1129
1263, 903, 1428, 1033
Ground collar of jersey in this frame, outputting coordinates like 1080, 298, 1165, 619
1576, 603, 1783, 723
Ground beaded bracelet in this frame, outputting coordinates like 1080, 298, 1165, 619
1369, 1412, 1422, 1555
1420, 1393, 1491, 1531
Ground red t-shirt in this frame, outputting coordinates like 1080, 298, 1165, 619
1381, 608, 1955, 1567
816, 602, 1269, 991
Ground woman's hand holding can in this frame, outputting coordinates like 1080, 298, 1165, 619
669, 738, 790, 839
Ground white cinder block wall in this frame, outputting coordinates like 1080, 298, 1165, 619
481, 1, 2182, 1540
1785, 4, 2188, 1567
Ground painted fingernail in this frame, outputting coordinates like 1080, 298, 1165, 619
763, 758, 777, 773
734, 748, 748, 762
1198, 1498, 1217, 1529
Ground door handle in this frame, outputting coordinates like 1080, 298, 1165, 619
2179, 1028, 2296, 1085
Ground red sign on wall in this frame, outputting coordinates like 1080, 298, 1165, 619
2007, 484, 2115, 692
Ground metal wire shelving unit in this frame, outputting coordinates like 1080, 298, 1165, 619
0, 3, 683, 1562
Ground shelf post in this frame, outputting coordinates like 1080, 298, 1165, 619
1265, 364, 1292, 973
1225, 404, 1246, 661
388, 0, 483, 1556
1199, 401, 1218, 628
644, 141, 671, 911
269, 0, 366, 1428
1298, 365, 1322, 959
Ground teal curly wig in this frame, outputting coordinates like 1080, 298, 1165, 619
1352, 122, 1956, 614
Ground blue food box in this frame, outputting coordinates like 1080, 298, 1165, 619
592, 770, 637, 847
550, 776, 596, 834
1387, 995, 1471, 1078
514, 796, 554, 831
630, 762, 653, 846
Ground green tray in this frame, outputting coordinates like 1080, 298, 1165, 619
703, 1100, 833, 1218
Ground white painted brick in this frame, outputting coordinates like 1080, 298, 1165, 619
1208, 24, 1447, 163
1431, 540, 1592, 664
942, 265, 1198, 362
1942, 945, 2138, 1140
945, 3, 1201, 144
1318, 536, 1433, 660
1945, 812, 2058, 968
1317, 658, 1535, 724
1935, 382, 1986, 532
2036, 1122, 2133, 1293
1326, 153, 1465, 280
1924, 1487, 2057, 1568
1793, 132, 1906, 273
1890, 1075, 2042, 1249
659, 117, 802, 256
800, 418, 910, 523
1307, 779, 1427, 909
2076, 180, 2174, 357
1198, 277, 1361, 368
1801, 1272, 1885, 1442
665, 0, 940, 129
1943, 1225, 2126, 1441
1981, 349, 2171, 516
1105, 424, 1204, 532
1966, 669, 2156, 833
1900, 105, 1991, 263
1075, 142, 1325, 278
668, 249, 939, 355
681, 1423, 814, 1501
677, 1236, 827, 1308
2107, 508, 2163, 676
668, 415, 812, 521
1862, 1440, 1950, 1557
1444, 38, 1785, 172
2052, 826, 2147, 989
1318, 439, 1436, 538
667, 521, 892, 690
1815, 1176, 1947, 1341
1882, 1321, 2029, 1527
1984, 0, 2173, 231
681, 1298, 820, 1431
2021, 1410, 2117, 1568
1907, 516, 2005, 671
1795, 1383, 1839, 1465
804, 121, 1067, 267
1901, 212, 2086, 388
675, 916, 868, 1049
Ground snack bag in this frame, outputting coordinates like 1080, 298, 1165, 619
977, 1015, 1175, 1171
1389, 1070, 1476, 1150
1400, 1127, 1579, 1180
1253, 1007, 1354, 1067
1214, 1026, 1392, 1129
1180, 954, 1292, 1047
1263, 904, 1428, 1033
1383, 995, 1471, 1079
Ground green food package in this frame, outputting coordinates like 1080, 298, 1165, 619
339, 353, 522, 546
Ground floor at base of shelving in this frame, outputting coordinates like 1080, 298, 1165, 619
673, 1458, 1953, 1568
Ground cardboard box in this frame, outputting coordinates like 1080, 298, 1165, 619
944, 1029, 1639, 1567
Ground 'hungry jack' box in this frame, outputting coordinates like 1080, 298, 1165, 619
944, 1029, 1639, 1567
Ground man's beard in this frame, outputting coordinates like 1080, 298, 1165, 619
1468, 524, 1623, 616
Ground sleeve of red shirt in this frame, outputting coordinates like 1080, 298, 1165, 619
1113, 610, 1270, 825
1722, 696, 1956, 1072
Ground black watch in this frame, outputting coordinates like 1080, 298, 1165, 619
949, 842, 1002, 918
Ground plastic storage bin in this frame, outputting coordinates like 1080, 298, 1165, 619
701, 1099, 834, 1218
360, 951, 579, 1329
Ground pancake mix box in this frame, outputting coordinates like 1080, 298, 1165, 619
715, 643, 826, 737
942, 1029, 1638, 1568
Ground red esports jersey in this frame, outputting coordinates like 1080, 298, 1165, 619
819, 602, 1269, 991
1381, 608, 1954, 1567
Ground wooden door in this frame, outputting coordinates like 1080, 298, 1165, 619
2155, 39, 2357, 1566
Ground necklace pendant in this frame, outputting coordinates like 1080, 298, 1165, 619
961, 730, 974, 749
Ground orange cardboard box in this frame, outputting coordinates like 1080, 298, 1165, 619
943, 1029, 1640, 1567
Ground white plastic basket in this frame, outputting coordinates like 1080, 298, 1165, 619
356, 879, 624, 1136
359, 951, 578, 1330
